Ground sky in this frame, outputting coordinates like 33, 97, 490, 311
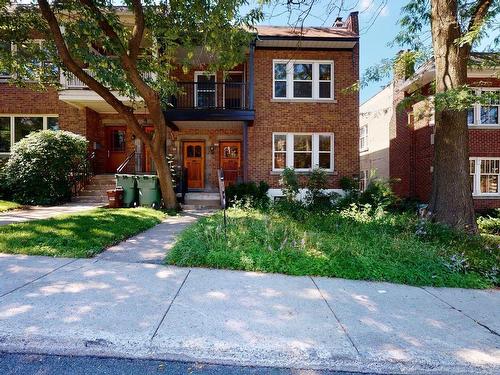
246, 0, 408, 103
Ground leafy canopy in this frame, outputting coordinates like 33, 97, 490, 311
0, 0, 263, 100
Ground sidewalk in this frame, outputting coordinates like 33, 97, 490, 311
97, 210, 211, 264
0, 202, 102, 226
0, 253, 498, 374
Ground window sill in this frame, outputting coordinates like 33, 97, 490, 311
473, 194, 500, 199
360, 148, 369, 153
270, 98, 337, 104
270, 170, 335, 175
468, 125, 500, 129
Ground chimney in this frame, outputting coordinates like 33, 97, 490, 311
333, 17, 344, 27
345, 11, 359, 35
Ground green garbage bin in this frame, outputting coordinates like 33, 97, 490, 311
136, 175, 161, 208
115, 174, 137, 207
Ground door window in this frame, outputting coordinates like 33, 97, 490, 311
195, 74, 216, 108
111, 130, 125, 151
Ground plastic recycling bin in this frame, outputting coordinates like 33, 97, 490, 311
106, 188, 124, 208
136, 175, 161, 207
115, 174, 137, 207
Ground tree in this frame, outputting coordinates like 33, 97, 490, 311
267, 0, 499, 231
0, 0, 261, 209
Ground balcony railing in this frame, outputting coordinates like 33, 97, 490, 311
61, 70, 155, 89
168, 82, 248, 110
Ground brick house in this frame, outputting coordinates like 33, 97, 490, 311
0, 12, 360, 203
360, 55, 500, 210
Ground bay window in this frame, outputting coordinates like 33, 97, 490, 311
272, 133, 334, 172
273, 60, 334, 100
0, 115, 58, 154
470, 157, 500, 196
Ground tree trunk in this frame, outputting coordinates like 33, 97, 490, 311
429, 0, 477, 232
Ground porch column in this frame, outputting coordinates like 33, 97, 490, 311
248, 41, 255, 110
243, 122, 249, 182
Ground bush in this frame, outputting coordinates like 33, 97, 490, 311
359, 178, 398, 210
305, 168, 333, 210
477, 216, 500, 236
279, 167, 300, 203
4, 130, 88, 205
226, 181, 270, 209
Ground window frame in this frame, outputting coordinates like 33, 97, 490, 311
470, 157, 500, 196
468, 88, 500, 127
272, 60, 334, 101
272, 132, 334, 172
194, 71, 217, 108
0, 114, 58, 155
359, 125, 368, 152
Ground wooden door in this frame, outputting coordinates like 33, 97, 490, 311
105, 126, 127, 173
219, 141, 241, 187
183, 141, 205, 189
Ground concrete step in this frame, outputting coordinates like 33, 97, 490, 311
183, 199, 221, 209
73, 197, 108, 204
78, 190, 109, 197
182, 204, 221, 210
185, 193, 220, 201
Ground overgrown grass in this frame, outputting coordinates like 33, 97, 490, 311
0, 207, 165, 258
167, 207, 499, 289
0, 200, 21, 212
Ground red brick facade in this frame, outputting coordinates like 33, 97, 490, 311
0, 18, 360, 194
388, 76, 500, 210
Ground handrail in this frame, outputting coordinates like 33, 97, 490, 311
71, 151, 96, 197
217, 169, 226, 209
116, 151, 136, 174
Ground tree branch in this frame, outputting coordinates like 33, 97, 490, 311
37, 0, 151, 146
467, 0, 493, 33
128, 0, 145, 61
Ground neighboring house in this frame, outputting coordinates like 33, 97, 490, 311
0, 11, 360, 202
359, 53, 500, 210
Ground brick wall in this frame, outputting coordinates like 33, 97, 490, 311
249, 47, 360, 188
389, 76, 500, 209
0, 84, 87, 136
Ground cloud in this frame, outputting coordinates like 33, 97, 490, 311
360, 0, 389, 17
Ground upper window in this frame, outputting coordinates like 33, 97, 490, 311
359, 125, 368, 151
272, 133, 334, 172
468, 89, 500, 126
0, 115, 58, 153
273, 60, 334, 100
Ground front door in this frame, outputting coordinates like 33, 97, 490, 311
183, 141, 205, 189
219, 141, 241, 187
105, 126, 127, 173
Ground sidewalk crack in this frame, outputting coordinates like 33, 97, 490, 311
0, 259, 78, 299
150, 269, 191, 340
310, 277, 360, 355
421, 287, 500, 337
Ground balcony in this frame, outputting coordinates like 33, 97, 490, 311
165, 81, 254, 122
60, 70, 155, 89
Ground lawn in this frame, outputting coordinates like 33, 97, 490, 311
0, 207, 165, 258
167, 208, 499, 289
0, 200, 21, 212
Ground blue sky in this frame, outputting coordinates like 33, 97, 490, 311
248, 0, 408, 103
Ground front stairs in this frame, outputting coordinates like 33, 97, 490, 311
182, 192, 221, 210
73, 174, 115, 205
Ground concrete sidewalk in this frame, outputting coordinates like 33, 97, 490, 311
0, 202, 102, 226
0, 254, 498, 374
97, 210, 211, 264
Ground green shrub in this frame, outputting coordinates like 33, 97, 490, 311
305, 168, 334, 210
226, 181, 270, 209
477, 216, 500, 236
279, 167, 300, 203
4, 130, 88, 205
359, 178, 398, 210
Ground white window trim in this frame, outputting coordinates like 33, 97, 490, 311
359, 125, 368, 152
0, 114, 58, 155
468, 88, 500, 127
194, 71, 217, 108
272, 132, 334, 172
360, 170, 369, 191
470, 157, 500, 197
272, 60, 335, 101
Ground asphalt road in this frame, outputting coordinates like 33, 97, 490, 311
0, 352, 383, 375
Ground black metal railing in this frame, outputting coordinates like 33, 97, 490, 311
71, 151, 96, 197
174, 166, 188, 204
168, 82, 248, 110
217, 169, 226, 209
116, 151, 136, 174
